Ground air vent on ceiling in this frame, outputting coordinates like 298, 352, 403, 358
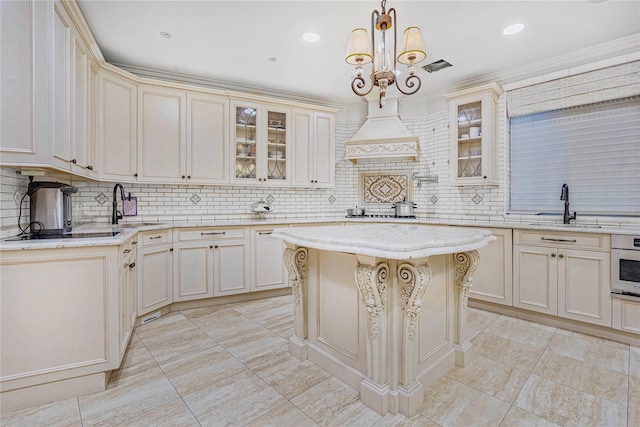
422, 59, 453, 73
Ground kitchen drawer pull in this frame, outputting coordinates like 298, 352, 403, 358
259, 232, 273, 235
201, 232, 226, 236
540, 237, 577, 243
150, 235, 163, 240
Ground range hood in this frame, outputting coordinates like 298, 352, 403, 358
345, 95, 419, 163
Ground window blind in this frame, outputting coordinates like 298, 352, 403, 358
509, 97, 640, 215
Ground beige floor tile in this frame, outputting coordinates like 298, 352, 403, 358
291, 377, 381, 427
372, 412, 440, 426
0, 397, 82, 427
514, 374, 627, 427
483, 316, 556, 349
419, 376, 510, 427
533, 351, 628, 404
629, 406, 640, 427
195, 310, 263, 343
268, 318, 294, 339
246, 340, 330, 399
155, 341, 248, 397
135, 312, 199, 343
547, 329, 629, 375
472, 332, 544, 372
498, 406, 561, 427
180, 303, 231, 326
630, 375, 640, 410
245, 401, 318, 427
218, 325, 288, 363
467, 307, 500, 339
446, 354, 529, 403
112, 398, 199, 427
182, 368, 286, 426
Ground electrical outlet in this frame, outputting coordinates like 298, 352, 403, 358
13, 190, 23, 207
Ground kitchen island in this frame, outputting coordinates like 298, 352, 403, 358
271, 223, 495, 417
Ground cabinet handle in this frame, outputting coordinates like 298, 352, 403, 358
129, 262, 136, 269
123, 249, 131, 254
259, 231, 273, 235
86, 165, 94, 171
132, 241, 138, 245
134, 173, 138, 177
551, 253, 556, 258
71, 158, 77, 164
558, 254, 565, 259
150, 235, 163, 240
540, 237, 577, 243
201, 231, 225, 236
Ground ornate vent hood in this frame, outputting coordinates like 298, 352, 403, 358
345, 95, 419, 163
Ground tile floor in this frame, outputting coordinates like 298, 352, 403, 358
2, 295, 638, 427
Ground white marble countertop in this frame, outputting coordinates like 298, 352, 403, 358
271, 224, 496, 260
2, 215, 637, 251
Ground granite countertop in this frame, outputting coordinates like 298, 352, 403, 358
271, 223, 495, 260
1, 215, 637, 251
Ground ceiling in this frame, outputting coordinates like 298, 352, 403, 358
76, 0, 640, 106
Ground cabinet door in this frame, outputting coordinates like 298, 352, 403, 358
139, 244, 173, 314
186, 92, 229, 184
119, 256, 136, 360
513, 245, 557, 315
264, 105, 290, 184
85, 60, 99, 176
612, 297, 640, 334
213, 239, 250, 296
469, 228, 513, 306
69, 26, 88, 174
313, 111, 335, 187
291, 109, 313, 186
138, 85, 186, 182
51, 1, 71, 169
252, 228, 287, 291
231, 101, 261, 184
558, 249, 611, 327
173, 241, 213, 302
99, 71, 137, 181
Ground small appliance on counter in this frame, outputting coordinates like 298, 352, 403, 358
250, 198, 272, 219
392, 197, 417, 218
28, 181, 78, 234
345, 200, 417, 219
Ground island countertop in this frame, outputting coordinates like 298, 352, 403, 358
271, 223, 496, 260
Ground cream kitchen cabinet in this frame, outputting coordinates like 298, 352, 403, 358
612, 296, 640, 334
467, 227, 513, 306
0, 245, 120, 410
0, 0, 50, 167
513, 230, 611, 327
98, 69, 138, 182
291, 109, 335, 188
138, 229, 173, 315
445, 83, 502, 186
119, 237, 138, 360
231, 100, 291, 185
251, 226, 288, 291
137, 85, 186, 182
173, 227, 251, 300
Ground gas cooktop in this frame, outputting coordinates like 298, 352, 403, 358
345, 214, 417, 219
5, 231, 121, 241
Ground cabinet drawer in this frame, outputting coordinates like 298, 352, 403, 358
141, 230, 172, 246
176, 227, 246, 241
514, 229, 610, 251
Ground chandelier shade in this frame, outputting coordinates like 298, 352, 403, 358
345, 0, 427, 107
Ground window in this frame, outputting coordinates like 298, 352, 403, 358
509, 97, 640, 216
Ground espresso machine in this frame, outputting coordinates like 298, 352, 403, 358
28, 182, 78, 234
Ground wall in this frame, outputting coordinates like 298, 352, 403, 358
2, 55, 637, 239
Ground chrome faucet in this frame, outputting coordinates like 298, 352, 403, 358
560, 183, 577, 224
112, 183, 125, 224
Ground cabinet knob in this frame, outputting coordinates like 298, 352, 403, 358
551, 253, 556, 258
129, 262, 136, 269
71, 158, 77, 164
214, 245, 219, 249
132, 241, 138, 245
86, 165, 93, 171
210, 245, 213, 249
483, 176, 487, 179
182, 175, 186, 179
170, 248, 174, 252
134, 173, 138, 177
187, 175, 191, 179
558, 254, 565, 259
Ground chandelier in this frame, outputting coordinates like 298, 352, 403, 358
345, 0, 426, 108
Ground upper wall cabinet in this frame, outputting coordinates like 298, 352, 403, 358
291, 109, 335, 188
98, 70, 138, 182
445, 83, 502, 186
231, 100, 291, 186
0, 0, 50, 166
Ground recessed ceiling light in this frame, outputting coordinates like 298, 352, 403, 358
303, 32, 320, 42
160, 32, 172, 39
503, 24, 524, 35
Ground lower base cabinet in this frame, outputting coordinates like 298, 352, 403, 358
468, 227, 512, 306
252, 226, 288, 291
513, 230, 611, 327
138, 230, 173, 315
213, 238, 251, 296
612, 296, 640, 334
119, 239, 138, 360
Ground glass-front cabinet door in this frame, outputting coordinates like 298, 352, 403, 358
231, 100, 289, 185
446, 83, 502, 186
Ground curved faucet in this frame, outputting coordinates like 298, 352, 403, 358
112, 183, 125, 224
560, 183, 577, 224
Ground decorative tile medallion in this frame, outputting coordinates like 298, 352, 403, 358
266, 194, 275, 204
190, 193, 201, 205
328, 195, 336, 204
360, 172, 412, 204
472, 194, 483, 205
95, 192, 108, 205
430, 195, 439, 205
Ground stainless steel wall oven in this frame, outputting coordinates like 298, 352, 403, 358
611, 235, 640, 299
